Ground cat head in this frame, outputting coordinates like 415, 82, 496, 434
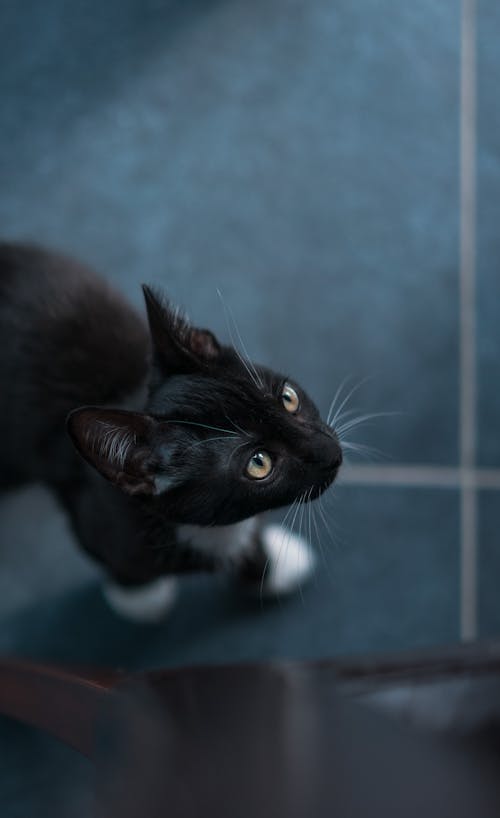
67, 287, 342, 525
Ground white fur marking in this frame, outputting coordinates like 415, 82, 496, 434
153, 474, 175, 494
178, 517, 258, 560
103, 577, 177, 623
260, 524, 315, 595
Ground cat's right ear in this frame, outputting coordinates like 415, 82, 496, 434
66, 406, 165, 496
142, 285, 221, 376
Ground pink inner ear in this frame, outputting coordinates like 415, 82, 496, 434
189, 329, 220, 360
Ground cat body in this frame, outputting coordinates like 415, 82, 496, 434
0, 243, 342, 620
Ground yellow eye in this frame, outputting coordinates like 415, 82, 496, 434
281, 383, 300, 413
246, 451, 273, 480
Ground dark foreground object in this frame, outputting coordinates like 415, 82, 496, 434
1, 644, 500, 817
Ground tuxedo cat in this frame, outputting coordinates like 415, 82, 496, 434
0, 243, 342, 622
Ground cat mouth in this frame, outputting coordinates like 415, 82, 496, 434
304, 439, 343, 497
308, 477, 337, 501
319, 442, 343, 493
306, 460, 341, 501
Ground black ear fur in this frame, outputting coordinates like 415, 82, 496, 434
142, 285, 220, 374
67, 406, 160, 495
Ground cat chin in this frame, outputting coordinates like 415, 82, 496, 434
103, 576, 178, 623
260, 524, 316, 596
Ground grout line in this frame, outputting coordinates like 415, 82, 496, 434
461, 484, 478, 640
340, 464, 500, 490
459, 0, 477, 641
340, 464, 460, 488
475, 470, 500, 489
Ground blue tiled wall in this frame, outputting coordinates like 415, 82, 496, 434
0, 1, 498, 814
477, 0, 500, 638
478, 0, 500, 468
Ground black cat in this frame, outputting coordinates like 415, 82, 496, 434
0, 243, 342, 621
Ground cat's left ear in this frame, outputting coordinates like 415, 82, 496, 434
66, 406, 166, 496
142, 285, 221, 375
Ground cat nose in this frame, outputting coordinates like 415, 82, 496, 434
310, 427, 342, 474
326, 441, 343, 472
320, 430, 343, 472
331, 444, 343, 469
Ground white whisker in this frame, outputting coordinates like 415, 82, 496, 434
330, 375, 374, 428
326, 374, 352, 426
311, 499, 333, 581
317, 489, 339, 550
341, 440, 391, 462
162, 419, 239, 436
228, 439, 252, 465
288, 492, 306, 602
259, 497, 298, 602
186, 435, 238, 451
335, 410, 401, 438
331, 407, 362, 427
295, 494, 307, 602
222, 411, 251, 438
217, 289, 263, 390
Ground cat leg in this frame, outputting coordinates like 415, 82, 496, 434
179, 518, 315, 595
237, 522, 316, 596
103, 519, 315, 622
102, 576, 178, 624
101, 537, 222, 623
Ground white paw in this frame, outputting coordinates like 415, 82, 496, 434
261, 524, 315, 595
103, 576, 178, 623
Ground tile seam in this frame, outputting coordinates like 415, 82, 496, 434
341, 464, 500, 489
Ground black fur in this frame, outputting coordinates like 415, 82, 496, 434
0, 243, 341, 588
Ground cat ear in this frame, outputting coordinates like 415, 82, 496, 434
142, 285, 221, 375
66, 407, 163, 496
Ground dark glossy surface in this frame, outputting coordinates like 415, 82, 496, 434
95, 665, 500, 818
0, 723, 92, 818
2, 657, 500, 818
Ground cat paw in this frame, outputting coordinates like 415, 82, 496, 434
260, 524, 315, 595
103, 577, 178, 623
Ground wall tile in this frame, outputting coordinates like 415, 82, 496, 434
478, 490, 500, 636
0, 486, 461, 666
0, 0, 460, 463
477, 0, 500, 466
